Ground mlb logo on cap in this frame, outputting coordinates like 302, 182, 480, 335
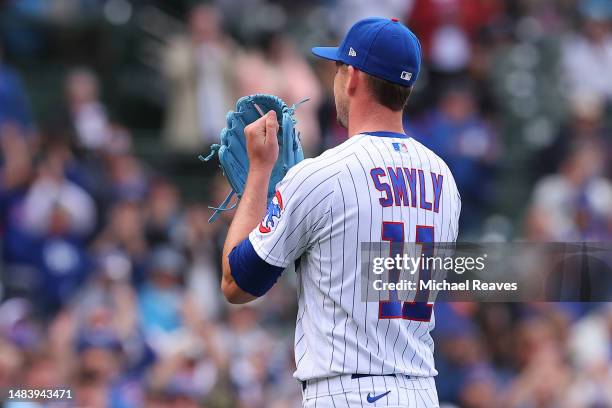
401, 71, 412, 81
311, 17, 422, 87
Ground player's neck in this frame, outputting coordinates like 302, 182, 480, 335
347, 103, 405, 138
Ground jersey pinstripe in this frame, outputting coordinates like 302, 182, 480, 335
249, 133, 461, 382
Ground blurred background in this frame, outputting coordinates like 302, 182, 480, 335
1, 0, 612, 407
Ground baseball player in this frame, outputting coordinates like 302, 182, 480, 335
221, 17, 461, 407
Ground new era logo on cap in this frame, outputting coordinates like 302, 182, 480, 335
348, 47, 357, 57
401, 71, 412, 81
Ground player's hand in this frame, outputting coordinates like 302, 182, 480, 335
245, 110, 279, 174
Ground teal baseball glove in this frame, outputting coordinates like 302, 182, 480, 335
200, 94, 308, 223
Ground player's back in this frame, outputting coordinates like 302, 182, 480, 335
291, 131, 460, 381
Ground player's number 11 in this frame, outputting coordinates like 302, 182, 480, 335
379, 222, 434, 322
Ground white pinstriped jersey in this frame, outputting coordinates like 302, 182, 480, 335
249, 133, 461, 382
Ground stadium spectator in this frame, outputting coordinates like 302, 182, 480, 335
64, 68, 114, 152
137, 246, 190, 350
0, 45, 34, 135
235, 32, 323, 155
526, 140, 612, 241
562, 0, 612, 102
144, 179, 182, 247
162, 3, 238, 152
21, 143, 97, 238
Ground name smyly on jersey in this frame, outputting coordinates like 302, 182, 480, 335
370, 166, 443, 211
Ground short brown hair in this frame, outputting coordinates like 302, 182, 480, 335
365, 74, 412, 111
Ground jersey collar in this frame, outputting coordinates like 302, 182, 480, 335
363, 131, 409, 139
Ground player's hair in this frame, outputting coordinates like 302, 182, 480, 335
336, 62, 412, 111
365, 73, 413, 111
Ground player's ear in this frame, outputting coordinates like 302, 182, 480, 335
346, 65, 359, 95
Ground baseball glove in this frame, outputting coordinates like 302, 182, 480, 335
200, 94, 308, 223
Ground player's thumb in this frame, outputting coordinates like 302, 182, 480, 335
265, 111, 278, 138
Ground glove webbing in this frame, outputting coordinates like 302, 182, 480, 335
200, 97, 309, 223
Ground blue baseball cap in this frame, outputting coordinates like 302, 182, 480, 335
312, 17, 422, 87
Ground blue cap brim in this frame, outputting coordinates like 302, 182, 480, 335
311, 47, 340, 61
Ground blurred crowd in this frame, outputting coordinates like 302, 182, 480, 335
0, 0, 612, 407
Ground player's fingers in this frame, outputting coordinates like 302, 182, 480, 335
245, 115, 267, 140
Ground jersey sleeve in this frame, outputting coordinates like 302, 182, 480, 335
249, 160, 337, 268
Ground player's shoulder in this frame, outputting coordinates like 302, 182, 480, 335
275, 143, 354, 206
285, 137, 359, 182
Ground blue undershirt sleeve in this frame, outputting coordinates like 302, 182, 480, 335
228, 237, 285, 297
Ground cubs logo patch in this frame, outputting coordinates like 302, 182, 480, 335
259, 191, 284, 233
